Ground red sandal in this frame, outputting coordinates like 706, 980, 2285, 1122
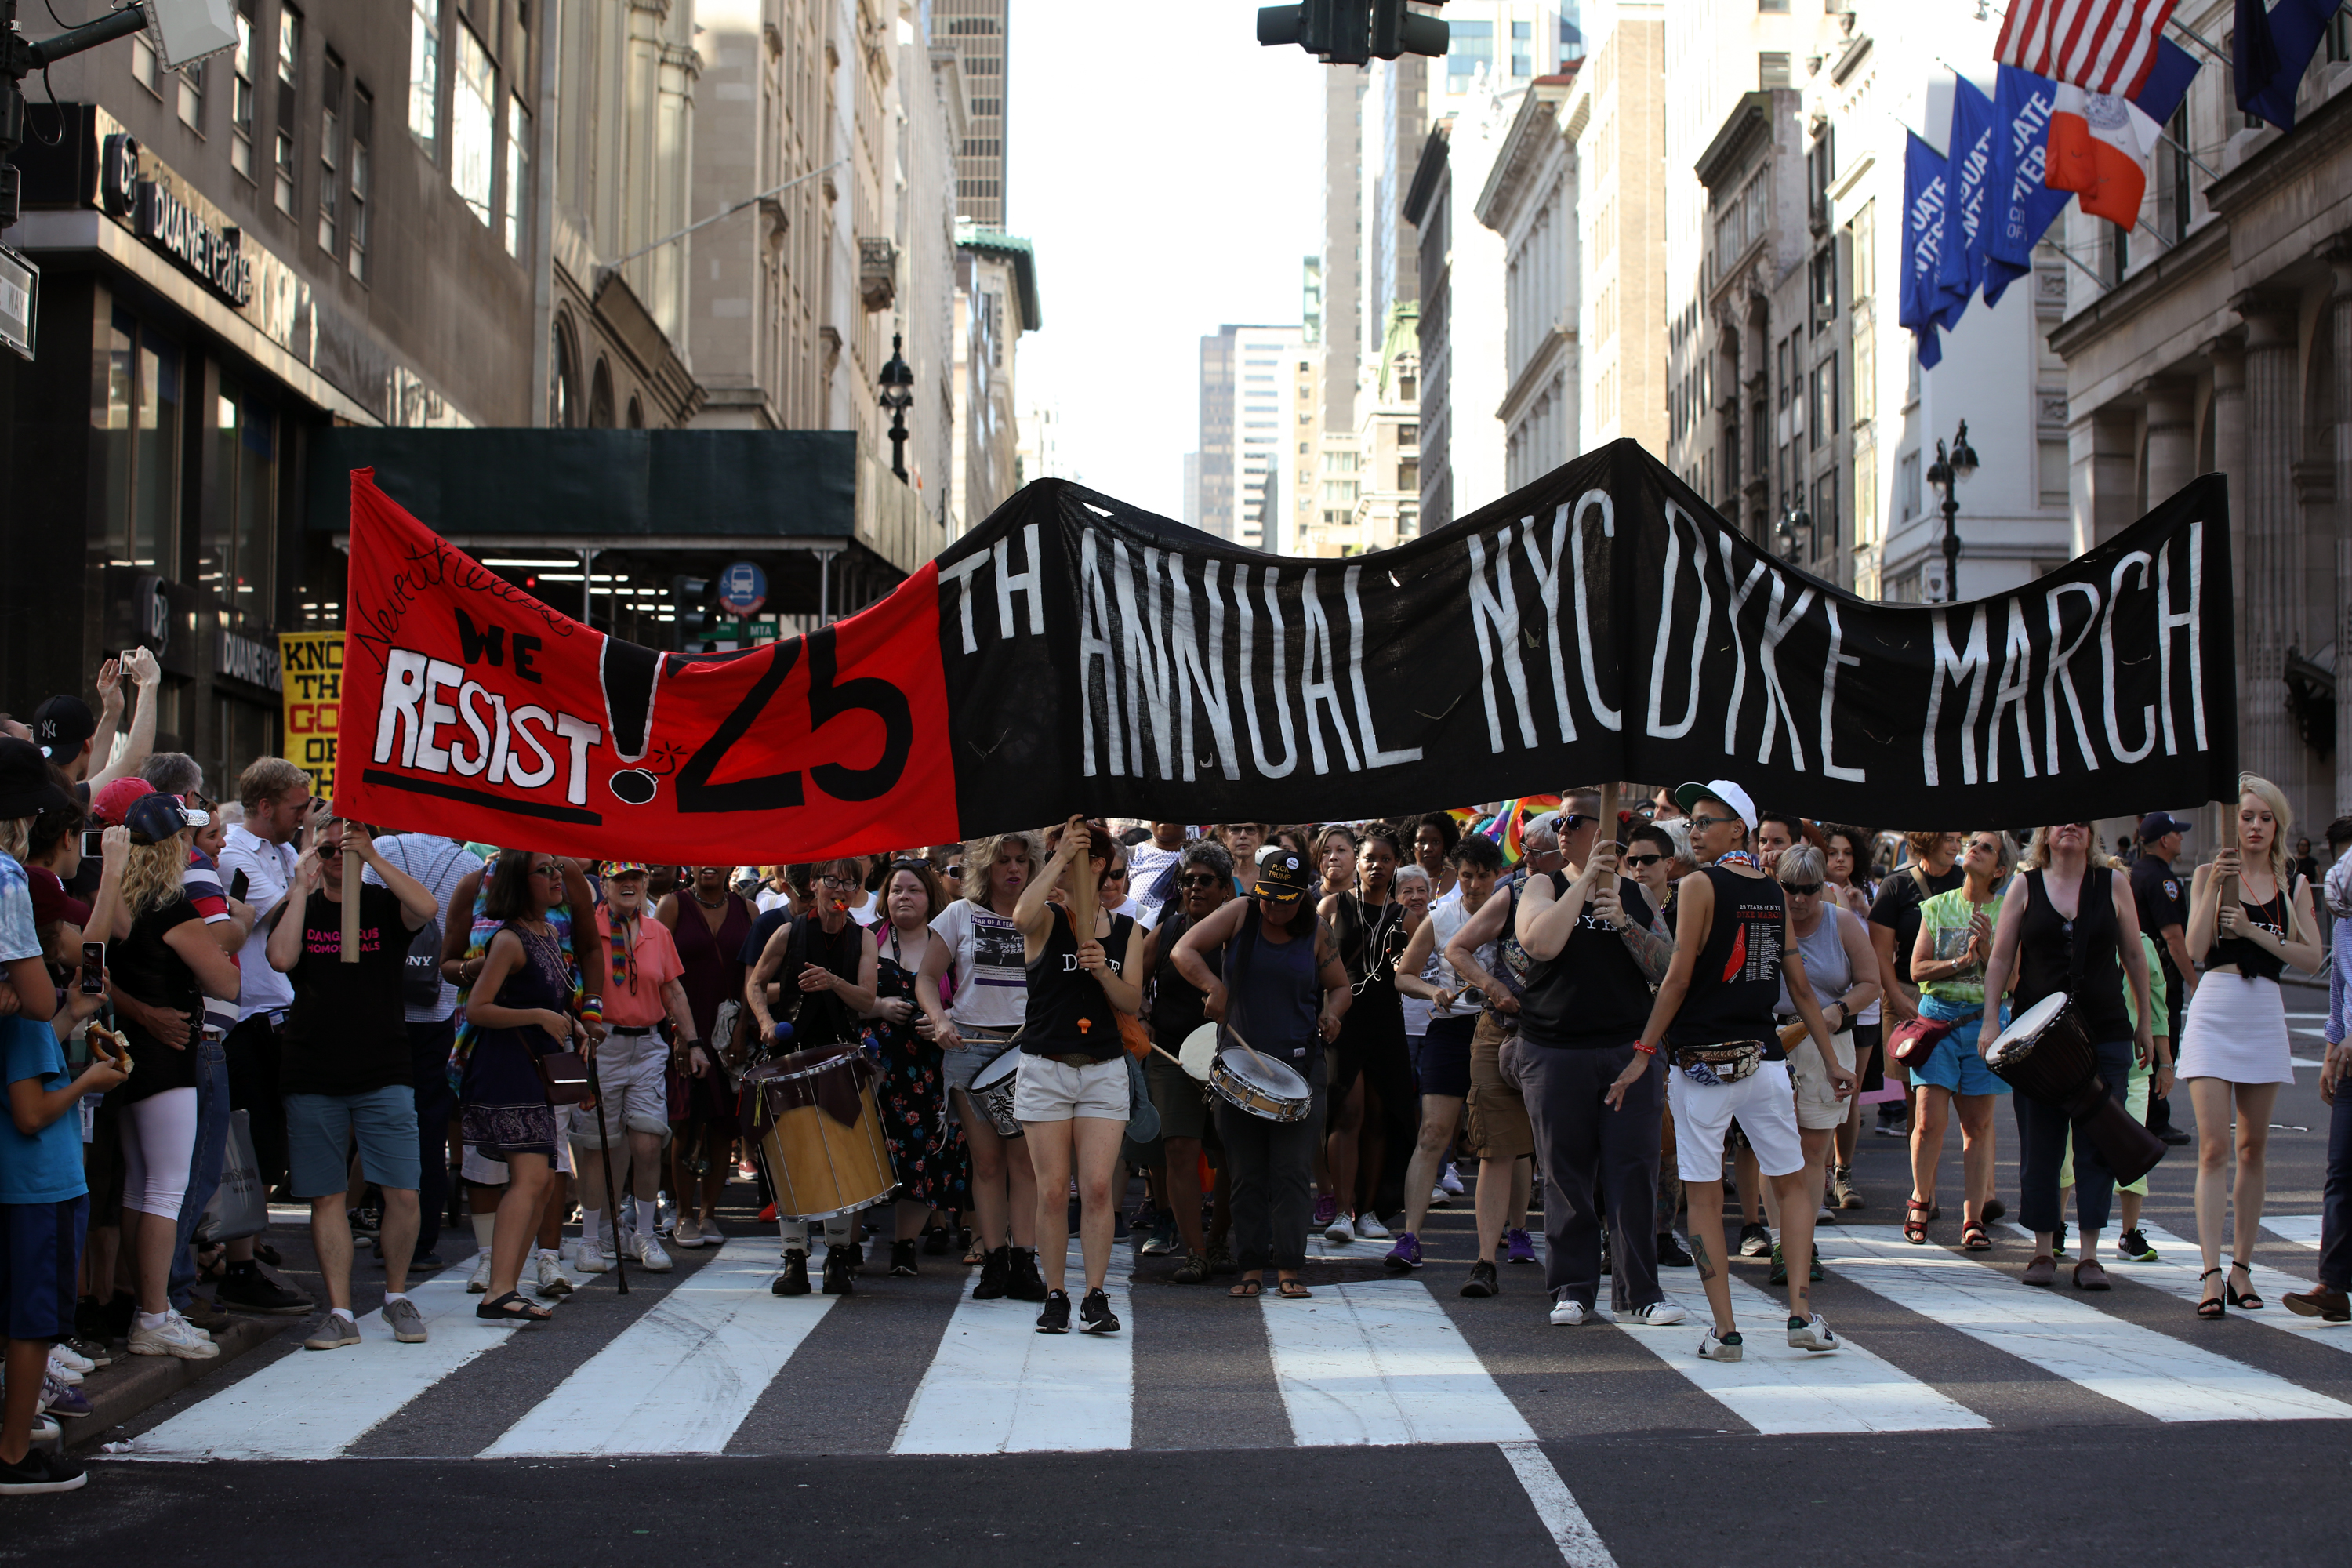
1961, 1221, 1991, 1250
1904, 1200, 1931, 1245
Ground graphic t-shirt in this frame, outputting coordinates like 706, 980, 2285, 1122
281, 884, 413, 1096
1868, 862, 1967, 988
930, 899, 1028, 1031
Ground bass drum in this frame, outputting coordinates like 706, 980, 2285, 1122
740, 1047, 896, 1221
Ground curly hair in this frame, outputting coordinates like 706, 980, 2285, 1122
119, 832, 191, 919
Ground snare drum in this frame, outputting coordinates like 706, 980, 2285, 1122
969, 1046, 1025, 1138
1986, 991, 2166, 1188
740, 1047, 897, 1221
1209, 1049, 1312, 1123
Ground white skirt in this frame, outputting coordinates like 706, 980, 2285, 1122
2173, 972, 2294, 1086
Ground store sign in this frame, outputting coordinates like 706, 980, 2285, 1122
278, 632, 344, 797
100, 134, 252, 308
217, 630, 282, 694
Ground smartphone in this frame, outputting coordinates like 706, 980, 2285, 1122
82, 829, 105, 859
80, 942, 106, 995
228, 869, 250, 902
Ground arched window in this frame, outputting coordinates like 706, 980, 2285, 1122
589, 357, 615, 428
626, 394, 644, 429
551, 318, 581, 427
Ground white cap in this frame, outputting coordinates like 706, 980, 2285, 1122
1674, 779, 1758, 832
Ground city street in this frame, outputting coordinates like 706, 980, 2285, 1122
18, 1012, 2347, 1567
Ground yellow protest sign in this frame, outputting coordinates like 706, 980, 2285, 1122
278, 632, 344, 798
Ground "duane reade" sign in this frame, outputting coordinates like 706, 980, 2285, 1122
100, 132, 252, 308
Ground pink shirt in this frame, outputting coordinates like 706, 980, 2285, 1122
597, 905, 684, 1029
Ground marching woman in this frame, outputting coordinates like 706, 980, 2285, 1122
1129, 839, 1238, 1282
654, 866, 753, 1250
1012, 816, 1143, 1335
1172, 845, 1350, 1300
1973, 822, 2155, 1291
1823, 824, 1880, 1207
1904, 829, 2016, 1249
2179, 775, 2323, 1317
1392, 863, 1436, 1080
1411, 812, 1462, 906
462, 851, 589, 1326
1319, 826, 1414, 1243
861, 859, 966, 1277
916, 831, 1047, 1302
1767, 845, 1882, 1286
1609, 780, 1850, 1362
1313, 825, 1359, 903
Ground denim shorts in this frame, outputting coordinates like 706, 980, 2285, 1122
286, 1085, 423, 1198
1911, 999, 2012, 1099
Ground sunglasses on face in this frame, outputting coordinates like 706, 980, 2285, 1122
1105, 868, 1129, 880
1623, 852, 1664, 868
1781, 881, 1823, 897
1180, 873, 1223, 889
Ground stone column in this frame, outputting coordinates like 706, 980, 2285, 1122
2238, 295, 2301, 794
2141, 378, 2198, 510
2332, 250, 2352, 815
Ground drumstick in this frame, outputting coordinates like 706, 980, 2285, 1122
1219, 1018, 1277, 1075
1595, 782, 1619, 892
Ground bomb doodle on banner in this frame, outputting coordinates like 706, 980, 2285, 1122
329, 441, 2236, 862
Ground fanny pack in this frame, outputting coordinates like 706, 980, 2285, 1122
1671, 1040, 1775, 1086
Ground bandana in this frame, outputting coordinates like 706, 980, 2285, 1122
1715, 849, 1762, 872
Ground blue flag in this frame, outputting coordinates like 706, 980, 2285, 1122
1981, 65, 2069, 310
2235, 0, 2329, 129
1902, 132, 1947, 369
1934, 74, 1998, 331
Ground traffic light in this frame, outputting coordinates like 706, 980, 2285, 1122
670, 574, 710, 635
1258, 2, 1445, 64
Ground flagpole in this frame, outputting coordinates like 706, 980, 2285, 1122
2163, 14, 2232, 68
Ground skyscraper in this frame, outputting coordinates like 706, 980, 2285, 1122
1197, 324, 1310, 549
938, 0, 1009, 226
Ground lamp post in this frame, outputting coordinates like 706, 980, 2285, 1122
1924, 419, 1979, 603
1774, 503, 1812, 564
878, 334, 914, 481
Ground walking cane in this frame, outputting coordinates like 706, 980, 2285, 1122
585, 1045, 630, 1295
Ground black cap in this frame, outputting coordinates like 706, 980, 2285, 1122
1253, 844, 1313, 902
0, 737, 73, 820
125, 791, 205, 846
2137, 811, 2191, 843
31, 695, 95, 764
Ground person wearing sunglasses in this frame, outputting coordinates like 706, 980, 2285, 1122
1606, 819, 1694, 1269
1129, 840, 1240, 1281
1768, 845, 1882, 1287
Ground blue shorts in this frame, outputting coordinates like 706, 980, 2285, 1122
286, 1086, 423, 1199
1, 1196, 89, 1341
1912, 1025, 2011, 1098
1418, 1013, 1477, 1100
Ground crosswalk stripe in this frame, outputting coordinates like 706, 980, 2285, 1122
1497, 1440, 1619, 1568
1610, 1272, 1989, 1433
132, 1272, 514, 1459
1820, 1227, 2352, 1422
2265, 1214, 2324, 1249
2119, 1225, 2351, 1348
481, 1238, 836, 1457
1258, 1278, 1536, 1446
890, 1242, 1134, 1454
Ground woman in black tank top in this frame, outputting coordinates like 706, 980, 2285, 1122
1317, 826, 1415, 1241
1131, 840, 1237, 1276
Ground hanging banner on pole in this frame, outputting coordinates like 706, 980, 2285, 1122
277, 630, 345, 797
332, 444, 2237, 862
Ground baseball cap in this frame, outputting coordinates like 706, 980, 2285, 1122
89, 775, 155, 826
601, 862, 653, 878
2137, 811, 2191, 843
30, 695, 95, 764
1674, 779, 1760, 833
0, 736, 73, 819
125, 790, 207, 845
1252, 844, 1314, 902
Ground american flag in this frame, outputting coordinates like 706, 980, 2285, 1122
1994, 0, 2180, 96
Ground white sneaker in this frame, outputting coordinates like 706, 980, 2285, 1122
1438, 1164, 1465, 1197
173, 1311, 213, 1342
1787, 1312, 1840, 1352
532, 1250, 574, 1298
1817, 1203, 1839, 1225
1615, 1299, 1690, 1326
633, 1232, 674, 1272
573, 1236, 611, 1273
1323, 1212, 1356, 1244
673, 1216, 705, 1250
48, 1344, 94, 1376
1355, 1212, 1391, 1240
1697, 1327, 1744, 1362
44, 1354, 82, 1385
1429, 1184, 1451, 1207
467, 1249, 492, 1293
1548, 1294, 1587, 1326
129, 1315, 220, 1360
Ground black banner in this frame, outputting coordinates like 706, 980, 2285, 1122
938, 439, 2235, 831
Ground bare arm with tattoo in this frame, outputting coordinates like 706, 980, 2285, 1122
1588, 881, 1674, 983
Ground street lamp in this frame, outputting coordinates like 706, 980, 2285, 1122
878, 333, 914, 481
1924, 419, 1978, 603
1775, 503, 1813, 564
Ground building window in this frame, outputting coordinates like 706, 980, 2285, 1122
551, 320, 579, 426
504, 96, 531, 256
1759, 51, 1791, 89
452, 24, 495, 224
589, 358, 614, 428
408, 0, 439, 158
95, 307, 182, 575
1813, 471, 1838, 558
318, 53, 343, 256
347, 89, 371, 281
1398, 461, 1419, 491
132, 30, 162, 95
2038, 439, 2069, 506
274, 5, 300, 216
1813, 353, 1838, 441
1447, 19, 1494, 89
205, 380, 278, 627
2162, 103, 2191, 243
1759, 0, 1790, 9
1853, 312, 1875, 425
1855, 445, 1878, 549
1848, 199, 1875, 304
230, 4, 255, 177
178, 60, 205, 131
1898, 449, 1922, 521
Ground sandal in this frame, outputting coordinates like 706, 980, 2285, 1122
1904, 1200, 1931, 1246
1172, 1253, 1209, 1285
962, 1239, 986, 1267
1228, 1279, 1264, 1298
2227, 1260, 2264, 1310
1276, 1279, 1313, 1299
2196, 1267, 2227, 1319
1961, 1221, 1991, 1251
475, 1290, 554, 1325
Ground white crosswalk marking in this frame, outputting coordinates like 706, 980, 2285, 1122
891, 1243, 1133, 1454
2116, 1225, 2350, 1346
1497, 1440, 1620, 1568
1820, 1227, 2352, 1421
133, 1272, 516, 1459
481, 1237, 837, 1457
1610, 1272, 1989, 1433
2265, 1214, 2325, 1249
1258, 1278, 1537, 1446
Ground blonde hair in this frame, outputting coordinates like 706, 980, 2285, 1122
963, 829, 1038, 907
2238, 773, 2296, 891
0, 816, 27, 862
119, 832, 191, 919
2022, 823, 2102, 871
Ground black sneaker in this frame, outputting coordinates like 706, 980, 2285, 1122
975, 1245, 1011, 1299
2159, 1126, 2192, 1145
62, 1335, 111, 1369
2116, 1229, 2158, 1263
771, 1250, 811, 1297
217, 1265, 314, 1315
1007, 1247, 1050, 1303
1460, 1258, 1500, 1298
1984, 1199, 2008, 1223
1078, 1287, 1120, 1334
1657, 1232, 1695, 1268
890, 1238, 919, 1276
1036, 1289, 1073, 1333
1738, 1221, 1772, 1258
921, 1225, 953, 1257
822, 1247, 855, 1295
0, 1449, 85, 1496
844, 1240, 865, 1273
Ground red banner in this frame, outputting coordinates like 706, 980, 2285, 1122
335, 470, 959, 862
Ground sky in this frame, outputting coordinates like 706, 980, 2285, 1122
1004, 0, 1325, 517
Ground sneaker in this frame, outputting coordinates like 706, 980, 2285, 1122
1616, 1299, 1690, 1326
1832, 1164, 1864, 1210
2158, 1126, 2193, 1146
1138, 1221, 1178, 1257
772, 1250, 812, 1296
2052, 1224, 2069, 1258
1874, 1118, 1910, 1138
822, 1247, 855, 1296
178, 1295, 234, 1334
1504, 1227, 1537, 1265
0, 1450, 86, 1496
408, 1254, 446, 1273
1438, 1163, 1465, 1198
38, 1373, 90, 1419
1007, 1247, 1050, 1302
61, 1337, 111, 1370
1323, 1211, 1356, 1244
1738, 1221, 1772, 1258
1207, 1239, 1240, 1276
1697, 1327, 1744, 1362
1356, 1212, 1392, 1241
1983, 1199, 2008, 1222
1429, 1184, 1451, 1207
673, 1216, 705, 1250
1036, 1289, 1073, 1334
1787, 1312, 1841, 1352
2116, 1229, 2158, 1263
1460, 1259, 1500, 1298
891, 1238, 919, 1276
632, 1233, 674, 1273
1312, 1194, 1338, 1229
974, 1245, 1011, 1300
29, 1415, 60, 1446
1548, 1294, 1587, 1326
467, 1250, 493, 1293
383, 1296, 430, 1344
302, 1310, 363, 1352
128, 1314, 219, 1360
1769, 1242, 1788, 1287
1657, 1232, 1695, 1268
1817, 1203, 1839, 1225
921, 1225, 953, 1257
45, 1352, 83, 1385
1383, 1232, 1424, 1272
533, 1250, 573, 1298
1078, 1287, 1120, 1334
573, 1236, 612, 1274
216, 1267, 312, 1315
